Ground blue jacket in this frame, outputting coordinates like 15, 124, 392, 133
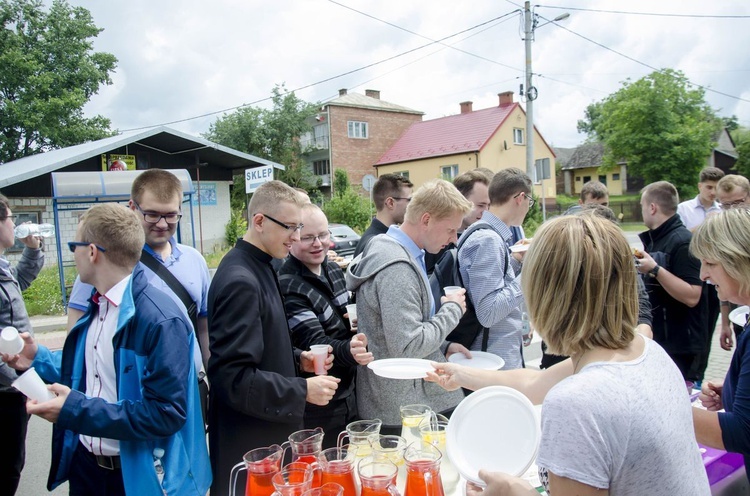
33, 265, 211, 495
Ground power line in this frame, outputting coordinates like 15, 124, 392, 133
119, 10, 520, 133
539, 5, 750, 19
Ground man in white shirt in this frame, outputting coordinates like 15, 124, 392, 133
676, 167, 724, 231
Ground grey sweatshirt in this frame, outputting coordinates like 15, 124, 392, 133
346, 234, 464, 425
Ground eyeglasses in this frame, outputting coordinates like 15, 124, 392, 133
720, 198, 749, 210
299, 232, 331, 245
263, 214, 304, 232
68, 241, 107, 253
2, 215, 15, 222
513, 192, 535, 208
391, 197, 412, 203
133, 201, 182, 224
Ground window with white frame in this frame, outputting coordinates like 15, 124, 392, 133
513, 128, 524, 145
395, 171, 410, 179
441, 165, 459, 180
347, 121, 368, 139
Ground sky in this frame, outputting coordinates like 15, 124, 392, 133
68, 0, 750, 149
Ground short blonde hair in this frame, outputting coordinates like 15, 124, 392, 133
522, 213, 638, 356
248, 180, 307, 217
404, 179, 472, 224
691, 208, 750, 299
717, 174, 750, 197
79, 203, 144, 269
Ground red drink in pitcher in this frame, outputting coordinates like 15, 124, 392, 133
321, 460, 358, 496
404, 460, 444, 496
246, 458, 279, 496
358, 460, 400, 496
296, 455, 322, 487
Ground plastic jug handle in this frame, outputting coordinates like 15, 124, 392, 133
280, 441, 291, 465
229, 461, 246, 496
387, 482, 401, 496
337, 432, 349, 449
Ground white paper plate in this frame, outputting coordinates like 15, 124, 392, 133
510, 243, 530, 253
447, 386, 540, 486
729, 305, 749, 327
448, 351, 505, 370
367, 358, 433, 379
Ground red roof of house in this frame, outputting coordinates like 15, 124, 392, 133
375, 103, 518, 166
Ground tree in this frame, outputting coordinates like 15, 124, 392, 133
734, 138, 750, 178
322, 170, 371, 232
0, 0, 117, 163
577, 69, 720, 196
204, 84, 321, 208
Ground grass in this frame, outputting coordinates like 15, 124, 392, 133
620, 222, 646, 232
22, 266, 77, 316
204, 247, 230, 269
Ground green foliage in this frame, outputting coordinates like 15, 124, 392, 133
224, 209, 247, 247
22, 265, 77, 316
522, 192, 544, 237
577, 69, 721, 198
203, 247, 229, 269
204, 84, 321, 196
333, 168, 350, 194
0, 0, 117, 163
734, 139, 750, 178
322, 189, 372, 233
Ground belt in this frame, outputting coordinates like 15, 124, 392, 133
95, 454, 122, 470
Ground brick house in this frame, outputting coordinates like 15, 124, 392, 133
300, 89, 423, 193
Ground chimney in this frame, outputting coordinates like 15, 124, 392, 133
460, 101, 473, 114
339, 88, 347, 96
498, 91, 514, 106
365, 89, 380, 99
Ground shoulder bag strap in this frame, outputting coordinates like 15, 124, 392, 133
140, 249, 197, 326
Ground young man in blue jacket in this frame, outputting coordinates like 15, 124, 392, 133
3, 203, 211, 495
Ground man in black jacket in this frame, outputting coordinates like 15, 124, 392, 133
636, 181, 707, 381
207, 181, 339, 496
354, 174, 413, 257
279, 204, 372, 448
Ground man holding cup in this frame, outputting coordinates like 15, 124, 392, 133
0, 193, 43, 495
278, 203, 372, 448
3, 204, 211, 495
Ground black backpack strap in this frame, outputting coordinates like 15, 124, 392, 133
140, 249, 198, 326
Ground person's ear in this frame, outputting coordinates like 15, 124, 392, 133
252, 213, 264, 232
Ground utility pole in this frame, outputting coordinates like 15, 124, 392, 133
524, 1, 535, 182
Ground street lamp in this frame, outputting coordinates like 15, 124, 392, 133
523, 3, 569, 186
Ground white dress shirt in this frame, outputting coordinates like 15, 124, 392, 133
676, 195, 721, 230
80, 275, 131, 457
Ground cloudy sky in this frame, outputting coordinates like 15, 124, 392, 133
71, 0, 750, 149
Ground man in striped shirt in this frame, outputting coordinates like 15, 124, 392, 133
458, 168, 532, 369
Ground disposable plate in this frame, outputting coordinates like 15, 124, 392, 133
367, 358, 433, 379
447, 386, 540, 486
448, 351, 505, 370
729, 305, 749, 327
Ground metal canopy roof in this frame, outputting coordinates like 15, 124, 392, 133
0, 126, 285, 188
51, 169, 194, 203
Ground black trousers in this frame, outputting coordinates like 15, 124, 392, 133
68, 442, 126, 496
690, 283, 722, 381
0, 390, 29, 496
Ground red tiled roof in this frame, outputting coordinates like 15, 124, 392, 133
375, 103, 518, 166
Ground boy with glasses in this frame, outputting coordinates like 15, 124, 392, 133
278, 204, 373, 447
207, 180, 339, 495
5, 203, 210, 495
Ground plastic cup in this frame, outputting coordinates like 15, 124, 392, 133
0, 326, 24, 355
12, 367, 54, 402
443, 286, 462, 296
310, 345, 329, 376
345, 304, 357, 321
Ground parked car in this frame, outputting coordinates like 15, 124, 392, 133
328, 223, 361, 259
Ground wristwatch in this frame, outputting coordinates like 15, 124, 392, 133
649, 265, 661, 278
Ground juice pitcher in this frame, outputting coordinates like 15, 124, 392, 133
302, 483, 345, 496
229, 444, 284, 496
285, 427, 325, 487
403, 443, 444, 496
273, 461, 314, 496
419, 415, 459, 494
369, 435, 407, 494
399, 405, 432, 447
358, 459, 401, 496
318, 445, 359, 496
337, 419, 382, 458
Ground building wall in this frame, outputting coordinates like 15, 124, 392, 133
572, 167, 624, 196
375, 106, 557, 198
328, 106, 421, 189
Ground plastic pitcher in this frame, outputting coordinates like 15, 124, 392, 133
370, 435, 407, 494
273, 462, 314, 496
418, 414, 459, 493
229, 444, 284, 496
318, 445, 359, 496
286, 427, 325, 487
302, 483, 345, 496
399, 405, 432, 447
403, 443, 444, 496
358, 459, 401, 496
337, 419, 382, 458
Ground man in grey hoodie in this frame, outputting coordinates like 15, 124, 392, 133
346, 179, 472, 429
0, 193, 43, 494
